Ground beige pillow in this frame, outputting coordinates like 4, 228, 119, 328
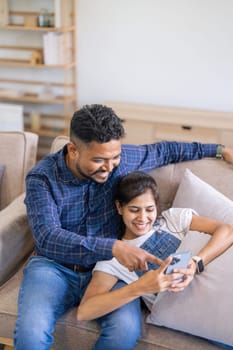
147, 169, 233, 346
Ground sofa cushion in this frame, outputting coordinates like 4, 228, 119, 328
0, 193, 34, 285
0, 164, 5, 187
147, 169, 233, 346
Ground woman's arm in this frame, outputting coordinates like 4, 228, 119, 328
190, 215, 233, 266
77, 271, 119, 321
77, 257, 178, 321
170, 215, 233, 291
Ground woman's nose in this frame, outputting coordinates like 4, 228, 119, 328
137, 210, 147, 221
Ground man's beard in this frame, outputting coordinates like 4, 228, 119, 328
75, 163, 109, 183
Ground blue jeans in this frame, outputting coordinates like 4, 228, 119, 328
14, 256, 141, 350
93, 280, 141, 350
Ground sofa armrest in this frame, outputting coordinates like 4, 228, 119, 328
0, 193, 34, 286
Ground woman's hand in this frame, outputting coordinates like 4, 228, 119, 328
168, 258, 196, 292
135, 256, 189, 294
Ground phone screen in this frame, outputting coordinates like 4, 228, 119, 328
165, 251, 191, 275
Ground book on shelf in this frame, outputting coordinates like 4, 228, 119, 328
43, 32, 72, 65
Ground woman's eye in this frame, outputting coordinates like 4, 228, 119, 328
129, 209, 139, 213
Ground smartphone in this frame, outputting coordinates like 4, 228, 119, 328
165, 251, 191, 275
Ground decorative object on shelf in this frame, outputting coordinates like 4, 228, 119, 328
40, 84, 54, 99
54, 0, 62, 27
0, 0, 8, 26
30, 49, 43, 65
0, 88, 22, 98
30, 112, 41, 132
23, 92, 39, 98
0, 46, 43, 65
24, 16, 38, 28
37, 8, 50, 27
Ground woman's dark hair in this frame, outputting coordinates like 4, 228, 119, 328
70, 104, 125, 143
114, 171, 159, 238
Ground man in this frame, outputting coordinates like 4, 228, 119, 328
14, 104, 233, 350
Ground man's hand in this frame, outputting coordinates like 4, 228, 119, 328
112, 240, 163, 271
222, 147, 233, 164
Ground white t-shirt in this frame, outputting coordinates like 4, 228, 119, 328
93, 208, 197, 309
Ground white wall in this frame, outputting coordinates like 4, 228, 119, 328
77, 0, 233, 111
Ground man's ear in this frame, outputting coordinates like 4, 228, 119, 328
67, 142, 78, 159
115, 200, 122, 215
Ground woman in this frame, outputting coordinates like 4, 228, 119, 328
77, 171, 233, 347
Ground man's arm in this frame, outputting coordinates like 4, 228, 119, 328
25, 173, 115, 266
123, 142, 223, 174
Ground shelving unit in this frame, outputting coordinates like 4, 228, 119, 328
0, 0, 77, 158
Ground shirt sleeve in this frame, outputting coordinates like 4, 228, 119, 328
94, 260, 117, 275
122, 142, 217, 173
161, 208, 198, 240
94, 258, 138, 286
94, 258, 125, 280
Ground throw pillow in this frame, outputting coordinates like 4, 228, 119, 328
147, 169, 233, 346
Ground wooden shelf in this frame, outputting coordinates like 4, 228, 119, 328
0, 78, 74, 88
0, 60, 76, 69
0, 95, 76, 104
3, 24, 75, 32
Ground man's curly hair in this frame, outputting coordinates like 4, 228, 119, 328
70, 104, 125, 143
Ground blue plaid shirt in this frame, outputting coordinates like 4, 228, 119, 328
25, 141, 216, 267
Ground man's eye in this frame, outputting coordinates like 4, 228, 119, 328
114, 155, 121, 160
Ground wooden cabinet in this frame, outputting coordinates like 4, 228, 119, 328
107, 102, 233, 148
0, 0, 77, 158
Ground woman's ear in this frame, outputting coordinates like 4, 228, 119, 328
115, 200, 122, 215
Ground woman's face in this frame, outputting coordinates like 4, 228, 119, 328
116, 189, 157, 240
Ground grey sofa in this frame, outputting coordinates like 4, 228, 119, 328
1, 135, 231, 350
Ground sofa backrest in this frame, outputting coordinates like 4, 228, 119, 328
150, 158, 233, 211
0, 131, 38, 210
50, 136, 233, 211
50, 135, 69, 154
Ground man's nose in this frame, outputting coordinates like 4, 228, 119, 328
103, 161, 115, 172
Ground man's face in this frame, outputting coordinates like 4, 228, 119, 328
67, 139, 121, 183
